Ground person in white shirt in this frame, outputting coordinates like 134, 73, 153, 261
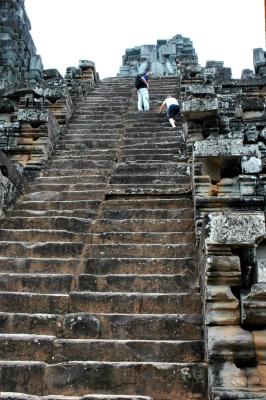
159, 95, 180, 128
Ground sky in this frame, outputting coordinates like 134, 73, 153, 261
24, 0, 265, 80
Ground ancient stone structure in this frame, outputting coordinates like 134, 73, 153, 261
118, 34, 196, 77
0, 0, 43, 86
0, 2, 266, 399
180, 46, 266, 398
0, 1, 98, 210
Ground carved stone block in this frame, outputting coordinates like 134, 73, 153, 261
205, 212, 265, 246
206, 255, 241, 285
241, 284, 266, 327
206, 285, 240, 325
208, 325, 254, 363
253, 330, 266, 364
194, 138, 243, 158
182, 97, 218, 120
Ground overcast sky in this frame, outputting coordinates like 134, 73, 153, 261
24, 0, 265, 79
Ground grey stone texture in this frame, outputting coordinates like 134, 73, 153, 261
118, 34, 196, 77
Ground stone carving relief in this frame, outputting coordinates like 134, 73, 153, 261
206, 212, 265, 245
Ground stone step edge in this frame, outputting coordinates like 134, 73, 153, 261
0, 393, 153, 400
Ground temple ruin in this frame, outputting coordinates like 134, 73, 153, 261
0, 1, 265, 399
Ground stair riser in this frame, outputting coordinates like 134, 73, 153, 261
84, 245, 196, 258
83, 257, 197, 275
70, 293, 202, 314
0, 242, 84, 258
0, 218, 92, 232
0, 258, 80, 274
53, 340, 204, 363
0, 313, 62, 336
99, 209, 193, 219
0, 362, 207, 399
0, 338, 54, 362
63, 313, 202, 340
0, 275, 75, 294
78, 275, 198, 293
0, 293, 68, 314
91, 232, 195, 244
44, 362, 207, 399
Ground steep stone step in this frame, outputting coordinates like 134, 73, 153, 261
0, 361, 207, 399
7, 209, 97, 219
0, 335, 203, 363
124, 125, 182, 133
84, 244, 196, 258
69, 292, 201, 314
68, 122, 124, 129
34, 175, 110, 184
0, 292, 68, 313
107, 185, 191, 195
123, 131, 181, 138
122, 137, 182, 145
120, 154, 185, 162
99, 208, 193, 219
91, 232, 195, 244
83, 257, 197, 275
15, 200, 101, 211
0, 361, 45, 395
101, 198, 193, 209
59, 139, 118, 149
0, 257, 81, 274
0, 229, 92, 243
120, 148, 184, 156
0, 311, 202, 339
77, 274, 198, 293
0, 393, 152, 400
53, 339, 204, 363
92, 219, 194, 232
0, 217, 92, 232
0, 334, 55, 362
0, 273, 75, 293
0, 312, 63, 335
63, 313, 202, 340
46, 159, 114, 169
120, 142, 183, 150
113, 163, 190, 175
44, 361, 206, 399
110, 175, 190, 184
41, 168, 113, 177
0, 241, 84, 258
22, 190, 105, 201
26, 183, 107, 192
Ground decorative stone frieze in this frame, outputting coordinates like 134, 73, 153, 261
206, 255, 241, 285
182, 97, 219, 120
194, 138, 243, 157
205, 212, 265, 246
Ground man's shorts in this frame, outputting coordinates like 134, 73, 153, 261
168, 104, 180, 118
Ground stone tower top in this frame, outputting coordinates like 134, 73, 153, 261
0, 0, 43, 87
118, 33, 197, 77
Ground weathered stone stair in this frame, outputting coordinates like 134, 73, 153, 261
0, 77, 207, 399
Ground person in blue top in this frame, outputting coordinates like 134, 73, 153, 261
136, 71, 151, 111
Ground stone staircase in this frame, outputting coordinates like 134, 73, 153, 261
0, 77, 207, 399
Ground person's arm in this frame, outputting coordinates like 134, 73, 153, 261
159, 101, 165, 113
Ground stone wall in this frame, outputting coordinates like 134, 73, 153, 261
0, 0, 43, 86
181, 47, 266, 398
0, 1, 98, 210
